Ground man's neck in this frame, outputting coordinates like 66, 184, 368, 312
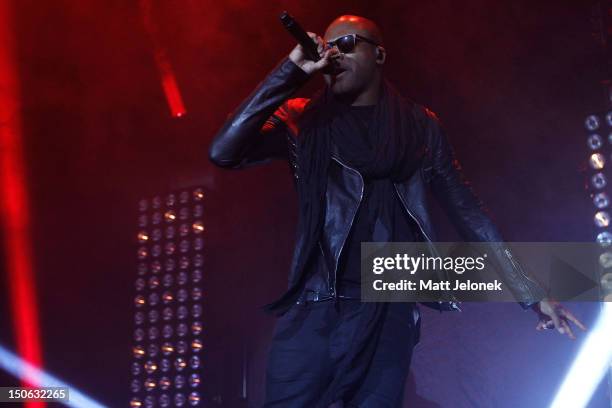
351, 75, 382, 106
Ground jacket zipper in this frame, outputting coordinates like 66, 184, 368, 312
330, 155, 364, 299
503, 248, 539, 300
327, 157, 460, 309
393, 184, 433, 243
393, 183, 461, 310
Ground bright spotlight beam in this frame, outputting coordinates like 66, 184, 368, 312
0, 344, 107, 408
550, 303, 612, 408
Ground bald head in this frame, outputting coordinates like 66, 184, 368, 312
324, 15, 383, 45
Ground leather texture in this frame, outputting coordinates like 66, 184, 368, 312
209, 57, 547, 312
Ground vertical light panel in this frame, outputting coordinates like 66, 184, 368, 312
0, 2, 44, 407
130, 188, 206, 407
580, 111, 612, 408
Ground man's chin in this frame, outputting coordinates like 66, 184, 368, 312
330, 80, 355, 97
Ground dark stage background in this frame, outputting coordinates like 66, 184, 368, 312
0, 0, 610, 407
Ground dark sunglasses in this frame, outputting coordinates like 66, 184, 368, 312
326, 33, 381, 54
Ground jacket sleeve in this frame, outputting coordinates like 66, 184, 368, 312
208, 57, 310, 169
425, 109, 547, 309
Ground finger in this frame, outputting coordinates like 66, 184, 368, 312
316, 35, 326, 55
328, 48, 343, 61
560, 318, 575, 340
560, 309, 587, 331
536, 319, 553, 331
549, 310, 563, 333
315, 39, 323, 56
312, 49, 333, 70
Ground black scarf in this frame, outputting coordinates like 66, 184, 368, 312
295, 79, 425, 291
279, 81, 425, 404
263, 80, 427, 316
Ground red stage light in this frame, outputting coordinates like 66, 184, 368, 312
0, 1, 45, 407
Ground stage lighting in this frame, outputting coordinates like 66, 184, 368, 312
192, 304, 202, 317
549, 304, 612, 408
166, 194, 176, 207
149, 276, 160, 289
137, 247, 148, 260
179, 207, 190, 220
180, 191, 189, 204
598, 252, 612, 268
590, 153, 606, 169
148, 310, 159, 324
597, 231, 612, 246
164, 210, 176, 222
130, 188, 206, 406
165, 226, 176, 239
178, 271, 188, 285
586, 114, 601, 130
139, 200, 148, 212
138, 263, 147, 275
192, 221, 204, 233
165, 242, 176, 256
595, 211, 610, 227
583, 106, 612, 408
591, 173, 607, 189
148, 293, 159, 306
179, 240, 190, 253
193, 188, 204, 201
133, 346, 145, 358
602, 273, 612, 290
160, 376, 171, 389
177, 305, 188, 319
190, 373, 201, 387
588, 134, 603, 150
593, 192, 609, 208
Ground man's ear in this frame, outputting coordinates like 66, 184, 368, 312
376, 46, 386, 65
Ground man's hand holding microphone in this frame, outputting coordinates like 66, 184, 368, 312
288, 32, 340, 75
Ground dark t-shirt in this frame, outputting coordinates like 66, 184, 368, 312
335, 105, 418, 294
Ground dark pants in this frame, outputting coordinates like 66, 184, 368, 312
263, 300, 420, 408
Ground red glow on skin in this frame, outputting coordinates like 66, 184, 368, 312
0, 1, 45, 407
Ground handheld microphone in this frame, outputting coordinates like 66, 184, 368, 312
279, 11, 321, 62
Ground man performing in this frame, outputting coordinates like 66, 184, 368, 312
209, 14, 586, 407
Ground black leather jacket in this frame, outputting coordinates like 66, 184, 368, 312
209, 57, 546, 313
